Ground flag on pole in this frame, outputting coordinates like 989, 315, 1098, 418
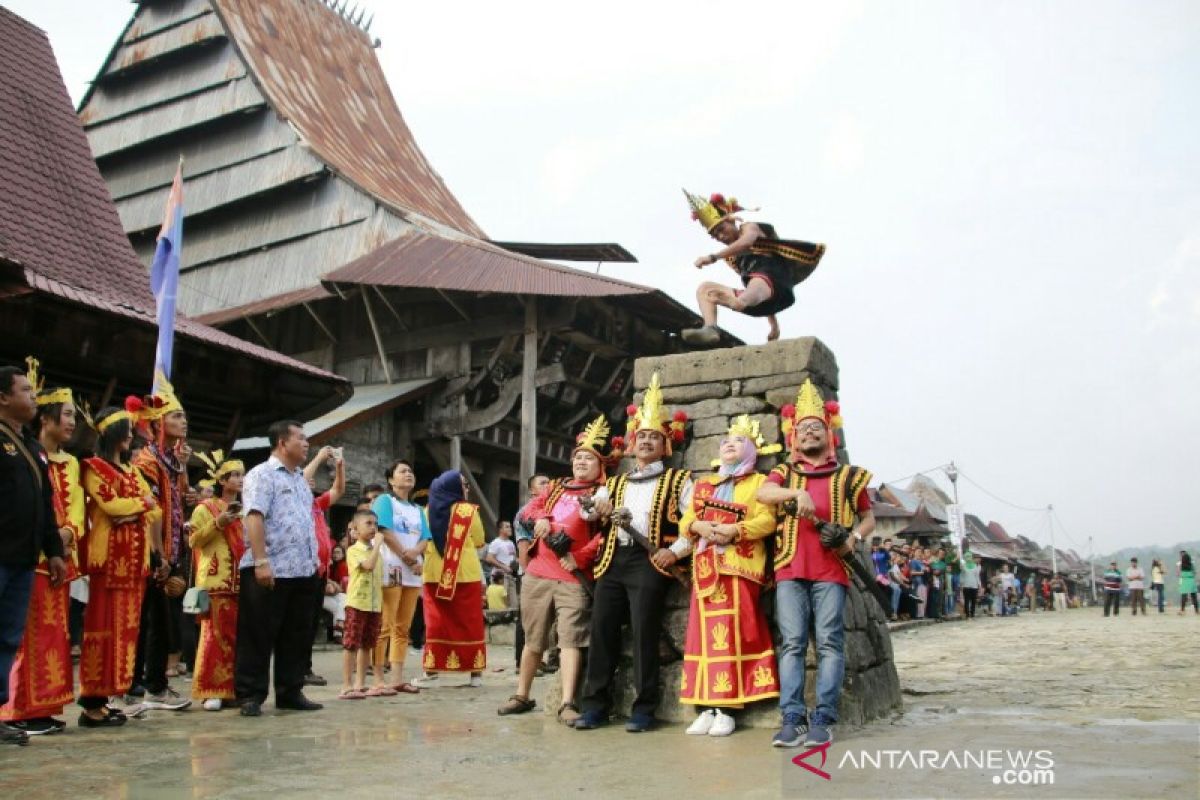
150, 159, 184, 390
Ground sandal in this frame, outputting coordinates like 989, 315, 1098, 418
557, 702, 581, 725
390, 682, 420, 694
497, 694, 536, 716
337, 689, 366, 700
365, 686, 397, 697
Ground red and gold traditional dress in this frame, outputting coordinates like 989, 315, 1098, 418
78, 457, 160, 702
421, 475, 487, 673
0, 449, 84, 722
678, 417, 781, 708
188, 497, 244, 701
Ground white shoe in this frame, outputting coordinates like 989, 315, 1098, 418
708, 710, 736, 737
202, 698, 221, 711
686, 709, 717, 735
466, 675, 483, 688
411, 673, 440, 689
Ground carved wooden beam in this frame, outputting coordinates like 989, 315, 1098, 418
429, 363, 565, 436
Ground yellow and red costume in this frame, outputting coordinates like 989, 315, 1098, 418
188, 450, 245, 702
78, 455, 160, 700
188, 499, 243, 701
422, 471, 486, 673
1, 395, 84, 722
678, 416, 780, 707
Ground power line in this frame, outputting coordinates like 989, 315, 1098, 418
881, 463, 951, 486
955, 468, 1048, 513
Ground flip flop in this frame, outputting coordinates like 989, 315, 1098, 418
365, 686, 397, 697
390, 683, 420, 694
338, 689, 366, 700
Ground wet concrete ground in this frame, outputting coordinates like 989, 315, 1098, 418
1, 607, 1196, 798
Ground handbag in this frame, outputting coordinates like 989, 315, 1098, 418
182, 587, 210, 615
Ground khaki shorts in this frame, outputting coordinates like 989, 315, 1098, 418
520, 573, 590, 651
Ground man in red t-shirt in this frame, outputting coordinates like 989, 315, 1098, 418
757, 379, 874, 750
302, 446, 345, 686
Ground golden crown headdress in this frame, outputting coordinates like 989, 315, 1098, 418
195, 449, 244, 488
727, 415, 783, 456
684, 189, 753, 232
24, 356, 73, 407
780, 378, 845, 452
138, 370, 184, 422
621, 373, 687, 456
708, 414, 783, 467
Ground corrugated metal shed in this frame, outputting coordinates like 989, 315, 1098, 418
323, 230, 654, 298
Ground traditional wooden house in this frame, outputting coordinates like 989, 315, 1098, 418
0, 6, 347, 443
79, 0, 734, 527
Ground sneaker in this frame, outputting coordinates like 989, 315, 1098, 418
686, 709, 717, 735
680, 325, 721, 347
572, 709, 607, 730
771, 713, 808, 748
304, 672, 328, 687
144, 687, 192, 711
708, 710, 736, 737
411, 673, 440, 689
466, 675, 483, 689
804, 723, 833, 747
9, 718, 62, 736
202, 699, 222, 711
625, 712, 655, 733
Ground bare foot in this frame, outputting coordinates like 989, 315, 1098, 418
767, 318, 780, 341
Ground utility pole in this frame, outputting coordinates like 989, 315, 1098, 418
1088, 535, 1097, 605
1048, 504, 1058, 576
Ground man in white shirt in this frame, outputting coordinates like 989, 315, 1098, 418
575, 374, 692, 733
1125, 558, 1147, 616
485, 521, 518, 607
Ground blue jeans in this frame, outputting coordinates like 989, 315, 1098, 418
889, 583, 901, 617
776, 579, 846, 726
0, 564, 35, 706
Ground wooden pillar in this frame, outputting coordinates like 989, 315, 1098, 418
450, 434, 462, 471
519, 296, 537, 503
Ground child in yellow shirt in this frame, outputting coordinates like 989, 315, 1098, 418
485, 571, 509, 610
340, 510, 392, 699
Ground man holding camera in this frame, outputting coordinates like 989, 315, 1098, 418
497, 417, 608, 724
757, 379, 875, 750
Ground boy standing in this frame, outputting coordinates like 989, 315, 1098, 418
339, 511, 390, 699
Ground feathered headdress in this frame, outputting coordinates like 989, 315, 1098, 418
572, 415, 618, 476
24, 356, 73, 407
195, 449, 245, 489
779, 378, 843, 457
683, 189, 755, 232
709, 414, 783, 468
621, 373, 688, 456
139, 370, 183, 422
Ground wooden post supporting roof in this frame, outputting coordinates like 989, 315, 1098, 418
519, 296, 537, 503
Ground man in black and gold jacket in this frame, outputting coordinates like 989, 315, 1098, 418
0, 365, 66, 746
575, 374, 691, 733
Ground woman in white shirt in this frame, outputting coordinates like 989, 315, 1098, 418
371, 460, 432, 694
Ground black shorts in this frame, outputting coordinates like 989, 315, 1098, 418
736, 255, 795, 317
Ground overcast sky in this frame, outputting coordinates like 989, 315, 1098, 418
8, 0, 1198, 555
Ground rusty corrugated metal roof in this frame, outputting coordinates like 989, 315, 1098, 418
0, 7, 345, 384
193, 285, 332, 325
322, 230, 654, 298
212, 0, 486, 238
